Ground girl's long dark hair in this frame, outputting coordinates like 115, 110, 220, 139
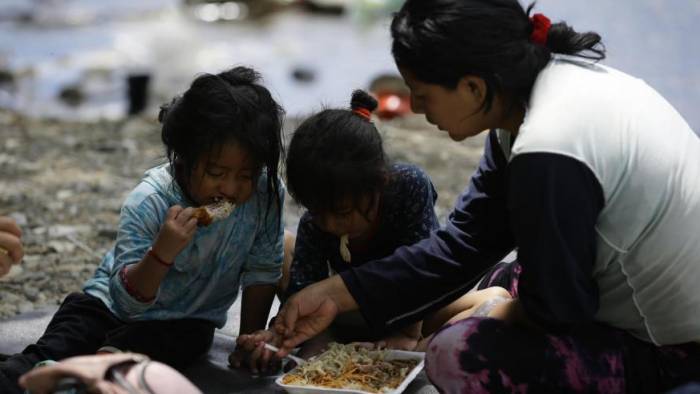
159, 66, 284, 228
391, 0, 605, 111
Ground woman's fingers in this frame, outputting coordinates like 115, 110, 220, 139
280, 301, 298, 339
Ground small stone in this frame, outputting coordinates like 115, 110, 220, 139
291, 66, 316, 83
98, 228, 118, 239
122, 139, 138, 155
0, 304, 18, 317
5, 138, 20, 150
47, 240, 77, 253
57, 264, 87, 274
18, 301, 34, 314
22, 255, 42, 270
37, 292, 47, 304
1, 287, 19, 300
47, 200, 66, 211
48, 224, 90, 237
56, 189, 74, 200
23, 284, 39, 301
0, 264, 23, 280
7, 211, 27, 226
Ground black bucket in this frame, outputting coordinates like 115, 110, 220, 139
126, 73, 150, 116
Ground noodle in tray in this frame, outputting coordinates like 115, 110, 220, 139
281, 343, 419, 393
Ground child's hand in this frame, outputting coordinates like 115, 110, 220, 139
152, 206, 198, 263
230, 329, 282, 374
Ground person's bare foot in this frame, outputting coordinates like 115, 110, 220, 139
414, 335, 432, 352
376, 332, 419, 351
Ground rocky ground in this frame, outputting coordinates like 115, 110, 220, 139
0, 109, 484, 320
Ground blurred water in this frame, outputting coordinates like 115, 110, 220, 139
0, 0, 698, 133
0, 0, 399, 120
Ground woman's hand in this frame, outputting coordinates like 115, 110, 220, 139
275, 296, 339, 354
151, 206, 197, 263
274, 276, 358, 358
230, 330, 282, 374
0, 216, 23, 277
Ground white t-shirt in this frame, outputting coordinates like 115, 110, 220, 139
505, 55, 700, 345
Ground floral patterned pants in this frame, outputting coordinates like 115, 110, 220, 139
425, 261, 700, 393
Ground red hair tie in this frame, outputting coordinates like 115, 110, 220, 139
530, 13, 551, 46
353, 107, 371, 120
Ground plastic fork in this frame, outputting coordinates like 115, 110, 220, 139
262, 342, 306, 366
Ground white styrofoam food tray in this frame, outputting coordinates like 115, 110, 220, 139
276, 349, 425, 394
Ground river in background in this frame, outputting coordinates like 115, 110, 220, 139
0, 0, 698, 133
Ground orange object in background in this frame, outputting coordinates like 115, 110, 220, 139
376, 91, 412, 120
369, 74, 412, 120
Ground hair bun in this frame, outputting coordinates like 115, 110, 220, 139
218, 66, 260, 86
350, 89, 378, 113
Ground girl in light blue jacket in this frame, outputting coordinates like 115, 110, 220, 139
0, 66, 285, 393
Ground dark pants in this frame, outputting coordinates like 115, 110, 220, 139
476, 260, 522, 296
0, 292, 215, 394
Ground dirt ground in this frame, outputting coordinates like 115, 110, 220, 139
0, 109, 485, 319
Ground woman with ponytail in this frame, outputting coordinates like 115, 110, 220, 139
274, 1, 700, 392
0, 66, 288, 392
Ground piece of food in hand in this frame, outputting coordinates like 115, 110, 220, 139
193, 200, 235, 226
339, 234, 351, 263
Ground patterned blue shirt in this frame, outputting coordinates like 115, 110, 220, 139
83, 164, 284, 328
285, 163, 439, 300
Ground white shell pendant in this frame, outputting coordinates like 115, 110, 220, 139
339, 234, 351, 263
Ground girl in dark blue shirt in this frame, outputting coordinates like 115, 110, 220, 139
235, 91, 510, 373
281, 90, 439, 359
232, 90, 437, 371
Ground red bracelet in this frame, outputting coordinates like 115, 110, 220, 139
119, 266, 155, 303
147, 248, 173, 267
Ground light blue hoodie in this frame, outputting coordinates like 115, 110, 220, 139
83, 164, 284, 328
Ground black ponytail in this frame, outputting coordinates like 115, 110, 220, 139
350, 89, 378, 114
391, 0, 606, 111
544, 18, 606, 60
